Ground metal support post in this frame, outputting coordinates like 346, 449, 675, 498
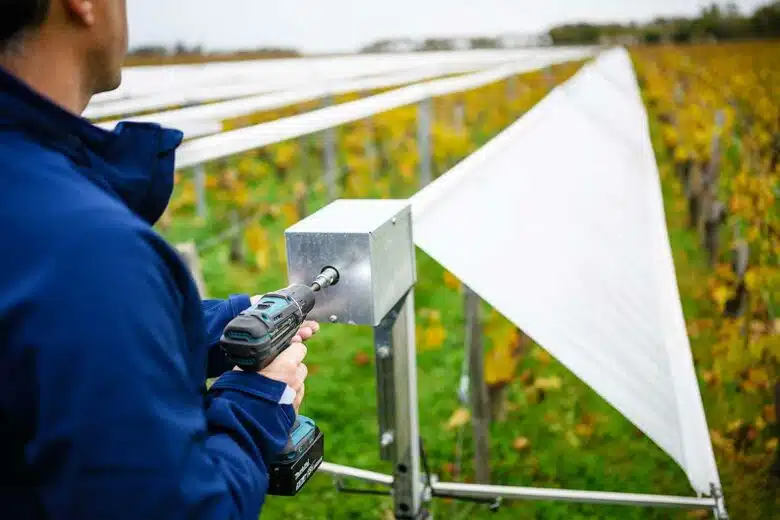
544, 66, 554, 89
417, 97, 432, 188
464, 285, 491, 483
365, 120, 378, 181
453, 102, 465, 134
373, 290, 427, 519
322, 95, 338, 199
194, 164, 207, 220
506, 75, 518, 101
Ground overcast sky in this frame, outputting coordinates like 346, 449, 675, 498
127, 1, 770, 54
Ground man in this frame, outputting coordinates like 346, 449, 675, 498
0, 1, 317, 519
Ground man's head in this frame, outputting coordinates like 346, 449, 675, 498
1, 0, 128, 105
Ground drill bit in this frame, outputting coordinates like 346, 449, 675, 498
310, 266, 339, 292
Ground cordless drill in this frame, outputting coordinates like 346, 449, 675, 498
220, 267, 339, 496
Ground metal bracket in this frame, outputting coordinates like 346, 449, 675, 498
374, 307, 399, 461
710, 483, 729, 520
373, 290, 424, 519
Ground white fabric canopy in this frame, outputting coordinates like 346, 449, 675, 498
410, 47, 720, 496
91, 47, 593, 106
174, 48, 594, 169
96, 62, 517, 137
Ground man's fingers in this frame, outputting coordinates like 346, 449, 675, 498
292, 363, 308, 392
294, 383, 305, 412
302, 320, 320, 333
280, 342, 307, 365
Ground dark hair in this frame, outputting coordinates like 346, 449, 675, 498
1, 0, 51, 50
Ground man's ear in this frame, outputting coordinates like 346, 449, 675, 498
64, 0, 96, 27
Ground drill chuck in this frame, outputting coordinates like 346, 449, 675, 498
311, 267, 339, 292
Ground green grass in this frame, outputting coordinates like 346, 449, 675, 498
157, 75, 779, 519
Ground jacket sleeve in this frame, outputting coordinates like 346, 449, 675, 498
202, 296, 251, 378
26, 221, 293, 520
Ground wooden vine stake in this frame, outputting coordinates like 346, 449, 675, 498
701, 109, 726, 266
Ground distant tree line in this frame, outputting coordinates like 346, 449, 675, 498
359, 1, 778, 52
126, 43, 300, 65
549, 1, 780, 45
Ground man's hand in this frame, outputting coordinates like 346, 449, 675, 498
257, 342, 308, 413
241, 300, 320, 413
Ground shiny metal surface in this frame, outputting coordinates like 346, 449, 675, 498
431, 481, 719, 510
318, 461, 720, 514
285, 199, 416, 326
318, 462, 393, 487
417, 98, 432, 188
374, 308, 397, 461
389, 290, 423, 518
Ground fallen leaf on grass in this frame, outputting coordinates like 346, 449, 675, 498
727, 419, 744, 434
353, 351, 371, 367
747, 367, 770, 389
766, 438, 778, 453
443, 271, 461, 290
741, 379, 758, 393
575, 423, 595, 438
710, 430, 734, 456
445, 408, 471, 430
749, 320, 767, 334
764, 405, 776, 423
512, 437, 530, 451
687, 509, 709, 518
532, 347, 552, 365
701, 370, 718, 386
535, 376, 562, 391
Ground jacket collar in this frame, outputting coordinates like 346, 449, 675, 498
0, 65, 184, 225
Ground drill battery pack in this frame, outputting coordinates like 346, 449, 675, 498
268, 416, 324, 496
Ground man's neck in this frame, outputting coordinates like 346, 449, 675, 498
0, 37, 91, 116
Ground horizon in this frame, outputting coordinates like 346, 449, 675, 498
127, 0, 772, 54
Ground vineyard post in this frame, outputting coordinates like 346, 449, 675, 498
323, 94, 338, 199
417, 97, 432, 188
544, 66, 554, 89
228, 209, 243, 263
175, 241, 208, 298
702, 109, 726, 265
464, 285, 491, 483
772, 381, 780, 478
194, 164, 207, 220
506, 75, 518, 101
365, 119, 378, 182
453, 100, 465, 134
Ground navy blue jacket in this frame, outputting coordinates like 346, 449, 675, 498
0, 66, 296, 519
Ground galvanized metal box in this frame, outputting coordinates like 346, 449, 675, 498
285, 199, 416, 326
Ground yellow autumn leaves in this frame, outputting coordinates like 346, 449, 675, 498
636, 41, 778, 467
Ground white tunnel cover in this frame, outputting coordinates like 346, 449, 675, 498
410, 47, 721, 496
